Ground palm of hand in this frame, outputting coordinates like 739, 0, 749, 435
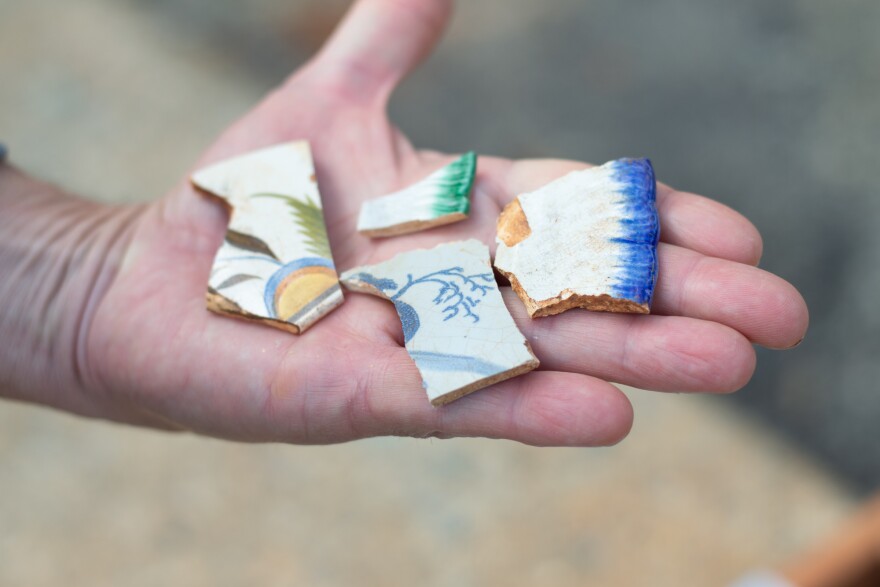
86, 0, 807, 445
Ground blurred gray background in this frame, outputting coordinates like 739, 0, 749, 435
0, 0, 876, 585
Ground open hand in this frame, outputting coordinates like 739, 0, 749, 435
84, 0, 808, 445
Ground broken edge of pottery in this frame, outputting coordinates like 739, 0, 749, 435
191, 141, 343, 334
356, 151, 477, 238
340, 239, 539, 406
495, 157, 659, 318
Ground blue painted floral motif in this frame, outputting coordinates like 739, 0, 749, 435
392, 267, 493, 322
354, 267, 494, 343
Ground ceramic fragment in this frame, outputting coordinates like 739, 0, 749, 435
341, 239, 539, 406
494, 158, 659, 317
357, 151, 477, 237
192, 141, 343, 334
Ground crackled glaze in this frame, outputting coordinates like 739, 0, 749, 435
494, 158, 659, 317
341, 239, 538, 406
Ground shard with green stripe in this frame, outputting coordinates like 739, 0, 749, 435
357, 151, 477, 237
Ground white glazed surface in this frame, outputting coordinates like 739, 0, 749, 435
494, 162, 633, 302
341, 239, 537, 404
192, 142, 342, 332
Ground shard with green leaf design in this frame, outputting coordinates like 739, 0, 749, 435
356, 151, 477, 237
255, 193, 332, 259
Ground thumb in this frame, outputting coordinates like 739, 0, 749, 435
302, 0, 453, 102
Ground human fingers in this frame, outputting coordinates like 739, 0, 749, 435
354, 355, 635, 447
271, 334, 632, 447
501, 158, 763, 265
501, 290, 756, 393
657, 186, 762, 265
652, 243, 808, 349
300, 0, 453, 103
482, 158, 805, 348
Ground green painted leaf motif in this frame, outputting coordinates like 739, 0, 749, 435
225, 229, 278, 260
215, 273, 260, 290
254, 193, 332, 259
431, 151, 477, 217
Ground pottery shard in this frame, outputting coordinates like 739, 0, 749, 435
494, 158, 660, 318
191, 141, 343, 334
496, 198, 531, 247
341, 239, 539, 406
356, 152, 477, 238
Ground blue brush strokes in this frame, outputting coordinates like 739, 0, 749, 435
263, 257, 336, 317
609, 158, 660, 306
356, 268, 494, 342
391, 268, 493, 323
409, 351, 507, 377
351, 272, 424, 343
352, 272, 398, 293
394, 300, 420, 344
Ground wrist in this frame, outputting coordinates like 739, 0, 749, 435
0, 165, 145, 416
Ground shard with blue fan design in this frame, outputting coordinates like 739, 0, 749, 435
494, 158, 659, 317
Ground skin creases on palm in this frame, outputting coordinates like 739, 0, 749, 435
83, 0, 807, 447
